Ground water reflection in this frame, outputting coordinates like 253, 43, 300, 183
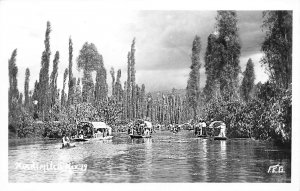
8, 132, 291, 183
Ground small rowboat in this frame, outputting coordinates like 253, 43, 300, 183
197, 135, 208, 138
130, 134, 151, 139
74, 135, 113, 142
73, 138, 89, 142
214, 136, 227, 140
60, 143, 76, 149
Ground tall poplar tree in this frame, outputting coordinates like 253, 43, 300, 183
61, 68, 68, 108
240, 58, 255, 101
38, 21, 51, 119
216, 11, 241, 100
50, 51, 59, 108
68, 37, 75, 105
126, 52, 132, 119
95, 55, 108, 102
8, 49, 19, 111
115, 69, 123, 102
110, 67, 116, 97
186, 35, 201, 120
24, 68, 30, 107
130, 38, 136, 118
261, 11, 292, 89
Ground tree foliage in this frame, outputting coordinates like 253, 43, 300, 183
186, 35, 201, 120
240, 58, 255, 101
261, 11, 292, 89
24, 68, 30, 107
38, 21, 51, 120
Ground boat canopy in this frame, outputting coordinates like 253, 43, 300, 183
144, 121, 153, 129
77, 121, 112, 135
209, 121, 226, 129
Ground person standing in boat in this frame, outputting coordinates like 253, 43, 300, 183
201, 120, 207, 136
62, 133, 71, 147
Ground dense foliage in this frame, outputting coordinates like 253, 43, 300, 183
8, 11, 292, 147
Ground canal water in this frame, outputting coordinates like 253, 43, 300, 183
8, 131, 291, 183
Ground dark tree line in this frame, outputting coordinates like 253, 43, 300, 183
8, 11, 292, 146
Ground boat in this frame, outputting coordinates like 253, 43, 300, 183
60, 144, 76, 149
130, 134, 151, 138
73, 121, 113, 142
209, 121, 228, 141
197, 135, 208, 138
214, 136, 227, 140
194, 120, 208, 138
128, 119, 153, 139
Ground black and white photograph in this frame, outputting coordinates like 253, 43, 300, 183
1, 0, 300, 190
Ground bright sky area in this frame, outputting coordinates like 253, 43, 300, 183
0, 0, 270, 95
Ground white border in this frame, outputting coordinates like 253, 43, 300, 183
1, 0, 299, 191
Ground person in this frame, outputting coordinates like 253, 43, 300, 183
201, 120, 207, 136
62, 133, 71, 148
219, 123, 226, 137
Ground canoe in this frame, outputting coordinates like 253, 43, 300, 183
130, 134, 151, 139
214, 136, 227, 140
92, 136, 113, 140
74, 136, 113, 142
73, 138, 89, 142
197, 135, 208, 138
60, 144, 76, 149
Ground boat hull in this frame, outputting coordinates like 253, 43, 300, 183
73, 138, 89, 142
214, 136, 227, 140
73, 136, 113, 142
60, 144, 76, 149
130, 135, 151, 139
197, 135, 208, 138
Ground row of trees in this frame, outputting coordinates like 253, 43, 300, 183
8, 11, 292, 146
185, 11, 292, 146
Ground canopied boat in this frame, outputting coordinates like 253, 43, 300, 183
128, 119, 153, 138
73, 121, 113, 142
208, 121, 227, 140
194, 120, 208, 138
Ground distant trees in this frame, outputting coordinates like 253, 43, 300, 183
7, 12, 293, 146
186, 35, 202, 120
261, 11, 292, 89
240, 58, 255, 101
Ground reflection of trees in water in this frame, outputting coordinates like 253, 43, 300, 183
223, 140, 253, 182
252, 145, 291, 182
125, 140, 147, 182
186, 139, 208, 182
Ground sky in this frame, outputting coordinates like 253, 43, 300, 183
0, 0, 270, 95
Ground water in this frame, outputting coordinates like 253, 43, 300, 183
8, 131, 291, 183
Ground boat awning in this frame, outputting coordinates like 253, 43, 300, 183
77, 121, 111, 130
91, 122, 111, 130
209, 121, 226, 129
144, 121, 152, 127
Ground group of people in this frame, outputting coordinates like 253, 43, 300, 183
128, 120, 153, 136
94, 129, 109, 138
194, 120, 207, 136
